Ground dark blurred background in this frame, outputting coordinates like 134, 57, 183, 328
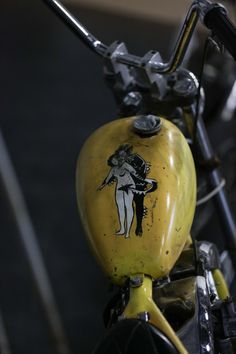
0, 1, 236, 353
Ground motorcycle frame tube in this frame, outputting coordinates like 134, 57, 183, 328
183, 108, 236, 253
123, 275, 188, 354
212, 269, 230, 299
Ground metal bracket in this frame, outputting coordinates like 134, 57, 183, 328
104, 41, 134, 91
138, 51, 167, 99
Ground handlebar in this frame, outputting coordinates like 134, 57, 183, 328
42, 0, 107, 56
42, 0, 236, 73
204, 4, 236, 60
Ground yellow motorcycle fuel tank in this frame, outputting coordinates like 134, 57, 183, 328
76, 116, 196, 284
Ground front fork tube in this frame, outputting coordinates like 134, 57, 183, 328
184, 107, 236, 272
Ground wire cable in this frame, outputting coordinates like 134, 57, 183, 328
196, 178, 226, 206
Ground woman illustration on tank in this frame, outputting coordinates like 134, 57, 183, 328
98, 145, 157, 239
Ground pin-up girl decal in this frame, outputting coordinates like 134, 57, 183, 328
98, 145, 157, 238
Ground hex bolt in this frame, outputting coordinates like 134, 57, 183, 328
138, 311, 150, 322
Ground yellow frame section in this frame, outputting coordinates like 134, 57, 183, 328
123, 275, 188, 354
212, 269, 230, 300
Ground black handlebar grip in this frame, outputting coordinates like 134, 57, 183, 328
204, 5, 236, 60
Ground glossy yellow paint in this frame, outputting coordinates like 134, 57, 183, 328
184, 234, 193, 248
212, 269, 230, 300
76, 116, 196, 284
123, 275, 188, 354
